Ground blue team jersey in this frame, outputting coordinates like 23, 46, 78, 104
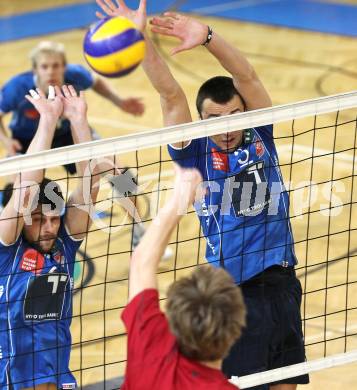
168, 125, 297, 283
0, 220, 82, 389
0, 64, 94, 140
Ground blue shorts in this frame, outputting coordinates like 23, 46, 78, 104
222, 266, 309, 389
6, 334, 76, 390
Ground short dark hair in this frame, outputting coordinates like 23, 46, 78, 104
196, 76, 246, 116
1, 178, 64, 212
166, 265, 246, 362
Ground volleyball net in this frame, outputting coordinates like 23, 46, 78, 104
0, 91, 356, 388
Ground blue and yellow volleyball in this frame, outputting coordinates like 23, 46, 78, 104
83, 16, 145, 78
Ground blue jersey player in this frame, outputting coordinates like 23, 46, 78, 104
95, 1, 309, 389
0, 41, 144, 173
0, 85, 100, 389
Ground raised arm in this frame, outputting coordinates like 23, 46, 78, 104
142, 35, 192, 127
61, 85, 100, 239
91, 76, 145, 116
95, 0, 192, 129
129, 164, 203, 301
151, 13, 272, 110
0, 86, 63, 245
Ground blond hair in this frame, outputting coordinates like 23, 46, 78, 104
166, 265, 246, 362
30, 41, 67, 68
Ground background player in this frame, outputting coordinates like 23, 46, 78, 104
0, 41, 144, 170
0, 85, 99, 389
0, 40, 160, 256
123, 162, 246, 389
96, 1, 309, 389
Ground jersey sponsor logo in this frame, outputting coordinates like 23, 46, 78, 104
236, 149, 250, 166
211, 148, 229, 172
0, 285, 3, 299
255, 139, 265, 158
53, 250, 64, 265
20, 249, 44, 275
24, 108, 40, 120
222, 161, 271, 217
24, 273, 69, 322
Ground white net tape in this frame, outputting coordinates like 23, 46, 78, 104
0, 91, 356, 177
233, 350, 357, 388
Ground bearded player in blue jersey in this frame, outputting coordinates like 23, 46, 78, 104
96, 1, 309, 389
0, 85, 99, 389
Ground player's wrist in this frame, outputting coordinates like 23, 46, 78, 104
70, 119, 91, 139
70, 117, 89, 129
39, 113, 60, 125
201, 26, 213, 47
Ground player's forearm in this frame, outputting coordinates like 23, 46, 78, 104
70, 118, 95, 175
129, 198, 182, 299
143, 34, 192, 126
0, 116, 10, 143
92, 77, 123, 107
70, 118, 100, 201
134, 199, 182, 261
206, 32, 272, 109
21, 114, 57, 183
207, 32, 254, 83
142, 34, 182, 101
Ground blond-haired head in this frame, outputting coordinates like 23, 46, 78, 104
30, 41, 67, 68
166, 265, 246, 362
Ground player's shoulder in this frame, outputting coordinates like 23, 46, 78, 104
65, 63, 89, 76
190, 137, 209, 154
255, 124, 273, 135
65, 64, 93, 87
0, 235, 23, 270
2, 71, 34, 91
253, 124, 274, 145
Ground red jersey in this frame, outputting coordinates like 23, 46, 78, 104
121, 289, 238, 390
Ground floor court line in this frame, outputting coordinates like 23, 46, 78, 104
192, 0, 281, 14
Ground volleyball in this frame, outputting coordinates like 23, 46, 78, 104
83, 16, 146, 78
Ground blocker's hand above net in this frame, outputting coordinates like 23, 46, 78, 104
25, 85, 63, 120
95, 0, 147, 32
61, 85, 88, 123
150, 13, 208, 55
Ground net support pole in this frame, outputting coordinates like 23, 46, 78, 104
230, 349, 357, 389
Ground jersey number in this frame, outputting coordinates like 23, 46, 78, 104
230, 161, 271, 217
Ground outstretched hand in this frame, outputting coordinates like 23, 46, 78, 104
61, 85, 88, 122
119, 97, 145, 116
25, 85, 63, 119
150, 13, 208, 55
96, 0, 147, 32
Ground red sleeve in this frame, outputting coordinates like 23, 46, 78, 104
122, 289, 176, 362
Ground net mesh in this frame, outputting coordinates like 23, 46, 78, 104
0, 91, 356, 389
